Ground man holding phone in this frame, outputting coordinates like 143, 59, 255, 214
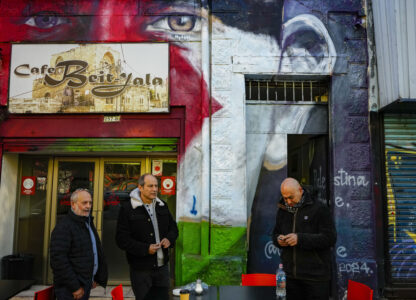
272, 178, 336, 300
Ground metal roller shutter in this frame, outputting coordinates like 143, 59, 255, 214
384, 113, 416, 281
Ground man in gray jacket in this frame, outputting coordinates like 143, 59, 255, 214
116, 174, 178, 300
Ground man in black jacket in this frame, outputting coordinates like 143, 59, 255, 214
50, 189, 108, 300
272, 178, 336, 300
116, 173, 178, 300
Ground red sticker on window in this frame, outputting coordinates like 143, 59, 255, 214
21, 176, 36, 195
161, 176, 176, 195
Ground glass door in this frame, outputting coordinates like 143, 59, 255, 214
98, 158, 146, 284
45, 157, 176, 284
15, 156, 53, 283
48, 158, 100, 283
50, 158, 100, 229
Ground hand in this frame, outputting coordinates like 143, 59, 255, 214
160, 238, 171, 248
284, 233, 298, 246
277, 235, 289, 247
149, 243, 161, 254
72, 287, 84, 300
92, 281, 97, 289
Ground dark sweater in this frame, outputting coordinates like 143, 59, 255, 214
50, 210, 108, 292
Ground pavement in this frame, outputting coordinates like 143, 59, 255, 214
10, 285, 136, 300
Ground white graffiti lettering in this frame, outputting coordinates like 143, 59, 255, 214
313, 166, 327, 202
335, 196, 344, 207
338, 262, 372, 275
264, 241, 280, 259
334, 169, 369, 187
336, 246, 347, 258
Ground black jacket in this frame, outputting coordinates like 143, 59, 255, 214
272, 189, 336, 281
116, 195, 178, 270
50, 210, 108, 292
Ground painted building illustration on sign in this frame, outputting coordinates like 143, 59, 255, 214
9, 44, 169, 113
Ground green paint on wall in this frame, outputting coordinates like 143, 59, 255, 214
43, 138, 177, 152
210, 225, 246, 256
182, 222, 201, 254
176, 221, 247, 286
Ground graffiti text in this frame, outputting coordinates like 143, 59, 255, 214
339, 262, 373, 275
264, 240, 280, 259
334, 169, 369, 187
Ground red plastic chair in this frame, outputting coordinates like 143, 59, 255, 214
347, 280, 373, 300
111, 284, 124, 300
34, 286, 54, 300
241, 273, 276, 286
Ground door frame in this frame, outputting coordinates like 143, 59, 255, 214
34, 156, 177, 284
47, 157, 100, 283
46, 157, 150, 284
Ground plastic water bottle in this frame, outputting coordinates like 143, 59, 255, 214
276, 264, 286, 299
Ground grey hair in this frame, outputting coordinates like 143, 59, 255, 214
70, 188, 90, 203
138, 173, 157, 187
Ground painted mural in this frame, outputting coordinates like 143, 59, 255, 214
384, 113, 416, 284
386, 150, 416, 280
0, 0, 374, 298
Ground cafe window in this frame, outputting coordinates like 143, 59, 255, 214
15, 156, 50, 282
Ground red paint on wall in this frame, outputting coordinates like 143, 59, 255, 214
0, 44, 11, 106
0, 0, 221, 165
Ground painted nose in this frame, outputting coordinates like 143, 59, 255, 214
92, 0, 149, 41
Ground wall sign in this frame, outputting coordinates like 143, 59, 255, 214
9, 43, 169, 113
21, 176, 36, 195
161, 176, 176, 195
152, 160, 163, 176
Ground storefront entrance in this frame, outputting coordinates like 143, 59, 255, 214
15, 155, 177, 285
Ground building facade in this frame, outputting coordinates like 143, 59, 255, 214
370, 0, 416, 298
0, 0, 390, 298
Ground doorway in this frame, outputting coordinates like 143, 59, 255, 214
14, 156, 177, 285
287, 134, 329, 205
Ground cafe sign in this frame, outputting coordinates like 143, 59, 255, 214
9, 43, 169, 113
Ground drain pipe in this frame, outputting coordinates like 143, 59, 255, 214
200, 0, 211, 257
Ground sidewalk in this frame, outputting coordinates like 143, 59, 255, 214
10, 285, 135, 300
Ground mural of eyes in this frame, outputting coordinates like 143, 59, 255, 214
168, 15, 196, 31
24, 11, 69, 29
147, 15, 201, 34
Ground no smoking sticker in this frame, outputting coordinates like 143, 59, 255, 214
21, 176, 36, 195
161, 176, 176, 195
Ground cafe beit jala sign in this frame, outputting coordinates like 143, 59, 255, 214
9, 44, 169, 113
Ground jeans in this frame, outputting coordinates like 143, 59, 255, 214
130, 264, 170, 300
286, 278, 330, 300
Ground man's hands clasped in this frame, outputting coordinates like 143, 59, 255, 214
148, 238, 171, 254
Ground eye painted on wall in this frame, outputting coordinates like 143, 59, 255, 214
147, 14, 201, 34
24, 11, 69, 29
168, 15, 196, 31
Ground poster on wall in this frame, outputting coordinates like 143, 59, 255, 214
8, 43, 169, 113
161, 176, 176, 195
21, 176, 36, 195
152, 160, 163, 176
